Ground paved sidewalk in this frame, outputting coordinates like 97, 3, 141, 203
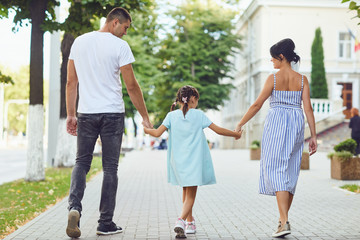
4, 149, 360, 240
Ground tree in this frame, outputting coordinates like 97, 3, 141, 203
0, 0, 59, 181
310, 27, 328, 99
52, 0, 153, 167
341, 0, 360, 24
0, 70, 14, 84
154, 0, 241, 123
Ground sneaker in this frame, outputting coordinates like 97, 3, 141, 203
96, 222, 123, 235
174, 218, 187, 238
66, 209, 81, 238
272, 221, 291, 238
185, 218, 196, 234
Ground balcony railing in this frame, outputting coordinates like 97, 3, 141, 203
311, 99, 332, 116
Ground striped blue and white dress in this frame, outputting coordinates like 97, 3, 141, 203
259, 74, 305, 196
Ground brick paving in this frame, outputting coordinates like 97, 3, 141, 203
4, 149, 360, 240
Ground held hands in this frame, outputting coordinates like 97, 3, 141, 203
234, 129, 243, 140
234, 123, 244, 140
309, 136, 317, 156
143, 126, 151, 134
235, 123, 243, 133
142, 119, 153, 135
66, 116, 77, 136
142, 119, 153, 129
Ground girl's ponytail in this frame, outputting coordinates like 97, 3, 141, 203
182, 97, 188, 117
173, 85, 199, 117
170, 100, 177, 111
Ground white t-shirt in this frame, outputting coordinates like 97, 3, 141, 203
69, 31, 135, 113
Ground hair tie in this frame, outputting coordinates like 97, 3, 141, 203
182, 97, 188, 103
173, 101, 177, 105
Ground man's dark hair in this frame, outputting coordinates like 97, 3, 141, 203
106, 7, 132, 23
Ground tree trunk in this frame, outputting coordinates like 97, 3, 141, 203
191, 62, 195, 78
25, 0, 48, 181
60, 33, 74, 119
132, 117, 137, 137
54, 33, 76, 167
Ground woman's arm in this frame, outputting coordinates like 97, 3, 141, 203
302, 76, 317, 155
209, 123, 243, 139
144, 125, 168, 138
235, 74, 274, 132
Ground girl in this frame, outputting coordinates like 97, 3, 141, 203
235, 38, 317, 238
143, 85, 242, 238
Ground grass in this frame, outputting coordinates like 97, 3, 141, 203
327, 151, 353, 162
340, 184, 360, 193
0, 157, 102, 239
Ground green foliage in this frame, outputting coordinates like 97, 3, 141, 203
0, 0, 59, 32
340, 184, 360, 193
334, 138, 357, 155
153, 0, 241, 123
122, 6, 162, 119
250, 140, 260, 149
3, 66, 30, 134
341, 0, 360, 25
0, 70, 14, 84
0, 157, 103, 239
330, 151, 353, 162
58, 0, 152, 37
310, 27, 328, 99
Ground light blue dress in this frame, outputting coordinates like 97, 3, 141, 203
162, 109, 216, 187
260, 74, 305, 196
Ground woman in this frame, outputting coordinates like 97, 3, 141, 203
235, 38, 317, 238
349, 107, 360, 155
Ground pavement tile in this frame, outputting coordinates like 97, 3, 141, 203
3, 150, 360, 240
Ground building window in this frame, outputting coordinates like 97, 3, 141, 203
339, 32, 352, 60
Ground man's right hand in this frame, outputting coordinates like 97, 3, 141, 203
142, 119, 153, 129
66, 116, 78, 136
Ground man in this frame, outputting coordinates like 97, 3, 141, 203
65, 7, 152, 238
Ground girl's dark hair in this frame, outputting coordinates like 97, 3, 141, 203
270, 38, 300, 63
170, 85, 199, 117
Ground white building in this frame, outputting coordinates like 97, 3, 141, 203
219, 0, 360, 149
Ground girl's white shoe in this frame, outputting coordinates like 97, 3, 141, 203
174, 218, 187, 238
185, 218, 196, 234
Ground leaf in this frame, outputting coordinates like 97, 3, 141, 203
349, 1, 359, 10
341, 0, 350, 3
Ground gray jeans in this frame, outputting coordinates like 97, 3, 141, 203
68, 113, 124, 224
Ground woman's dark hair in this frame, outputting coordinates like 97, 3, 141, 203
270, 38, 300, 63
170, 85, 199, 117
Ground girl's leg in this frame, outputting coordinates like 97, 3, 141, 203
180, 186, 198, 220
275, 191, 291, 224
182, 188, 194, 222
186, 209, 193, 223
182, 187, 187, 204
